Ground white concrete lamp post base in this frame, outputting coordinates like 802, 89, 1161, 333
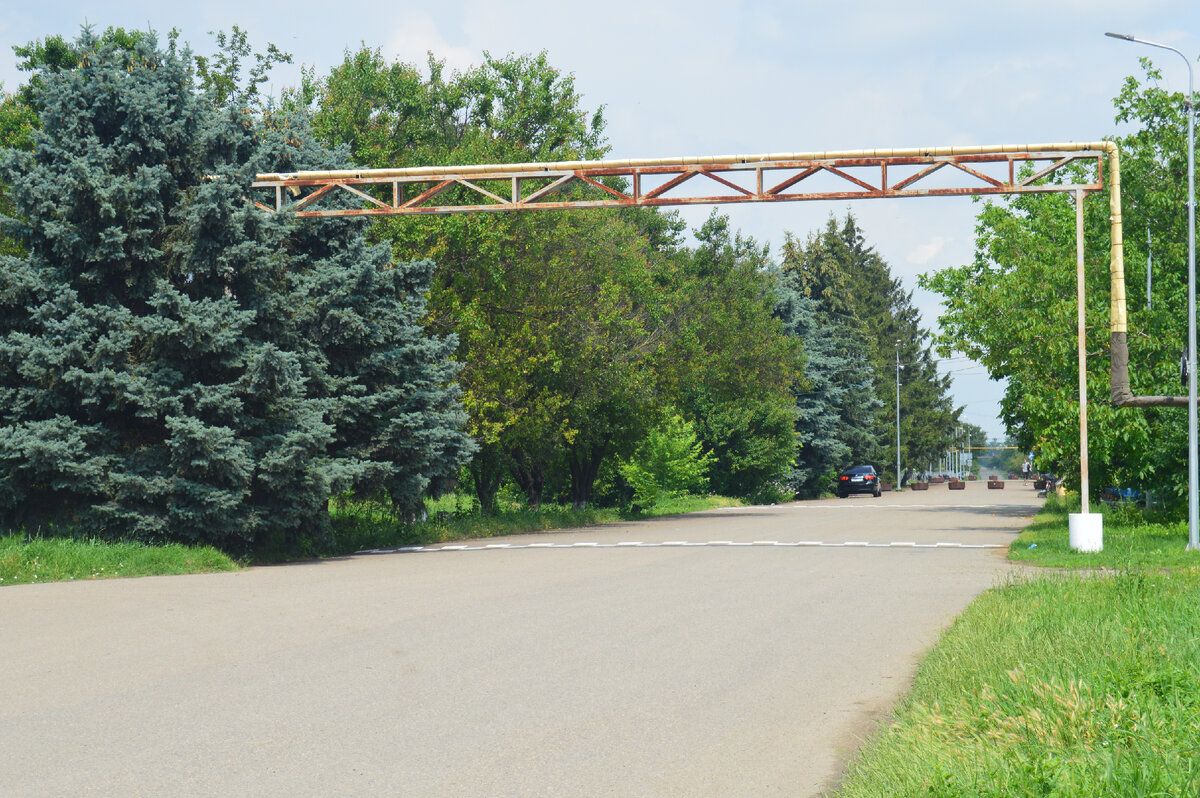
1069, 513, 1104, 552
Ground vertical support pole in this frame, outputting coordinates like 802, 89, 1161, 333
895, 341, 901, 488
1076, 189, 1090, 514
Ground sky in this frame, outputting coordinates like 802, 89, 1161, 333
4, 1, 1200, 441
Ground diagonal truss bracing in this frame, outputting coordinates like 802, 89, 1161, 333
251, 144, 1105, 218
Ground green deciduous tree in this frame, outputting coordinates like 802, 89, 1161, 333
303, 47, 675, 510
668, 213, 802, 500
193, 25, 292, 109
921, 187, 1161, 500
302, 47, 809, 507
300, 47, 605, 171
920, 58, 1197, 506
0, 89, 35, 258
442, 208, 662, 510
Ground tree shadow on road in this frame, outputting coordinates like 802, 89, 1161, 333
907, 503, 1040, 519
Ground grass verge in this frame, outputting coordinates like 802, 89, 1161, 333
836, 494, 1200, 795
1009, 494, 1200, 569
835, 569, 1200, 796
0, 534, 238, 586
1, 494, 745, 582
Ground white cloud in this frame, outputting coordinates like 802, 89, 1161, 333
384, 12, 477, 75
907, 236, 951, 266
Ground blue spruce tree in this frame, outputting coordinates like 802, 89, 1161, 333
0, 30, 471, 551
774, 282, 881, 496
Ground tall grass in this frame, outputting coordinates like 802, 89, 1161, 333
326, 498, 621, 554
0, 535, 238, 586
836, 570, 1200, 796
323, 492, 745, 557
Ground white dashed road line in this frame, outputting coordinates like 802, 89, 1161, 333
785, 503, 1016, 510
356, 539, 1006, 555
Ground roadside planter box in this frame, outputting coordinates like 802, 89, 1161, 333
988, 480, 1005, 489
881, 482, 894, 492
968, 474, 977, 481
930, 476, 945, 484
989, 475, 1000, 481
910, 482, 929, 491
949, 480, 966, 490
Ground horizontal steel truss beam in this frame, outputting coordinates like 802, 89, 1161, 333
251, 146, 1105, 218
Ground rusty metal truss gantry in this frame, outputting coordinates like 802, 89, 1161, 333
252, 141, 1147, 519
252, 144, 1106, 218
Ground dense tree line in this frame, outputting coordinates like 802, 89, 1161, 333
0, 29, 964, 552
775, 214, 961, 494
297, 47, 805, 509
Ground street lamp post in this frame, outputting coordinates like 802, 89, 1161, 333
963, 430, 969, 477
1106, 32, 1198, 551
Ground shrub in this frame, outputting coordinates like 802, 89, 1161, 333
619, 412, 714, 508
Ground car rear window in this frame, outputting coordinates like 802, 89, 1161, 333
847, 466, 873, 474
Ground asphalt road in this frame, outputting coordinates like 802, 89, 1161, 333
1, 481, 1041, 797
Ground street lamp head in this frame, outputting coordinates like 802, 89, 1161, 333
1105, 32, 1136, 42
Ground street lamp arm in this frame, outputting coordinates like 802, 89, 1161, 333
1106, 33, 1192, 75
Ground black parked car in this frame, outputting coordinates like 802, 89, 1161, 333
836, 465, 883, 498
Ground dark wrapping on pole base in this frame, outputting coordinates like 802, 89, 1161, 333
1110, 331, 1188, 407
